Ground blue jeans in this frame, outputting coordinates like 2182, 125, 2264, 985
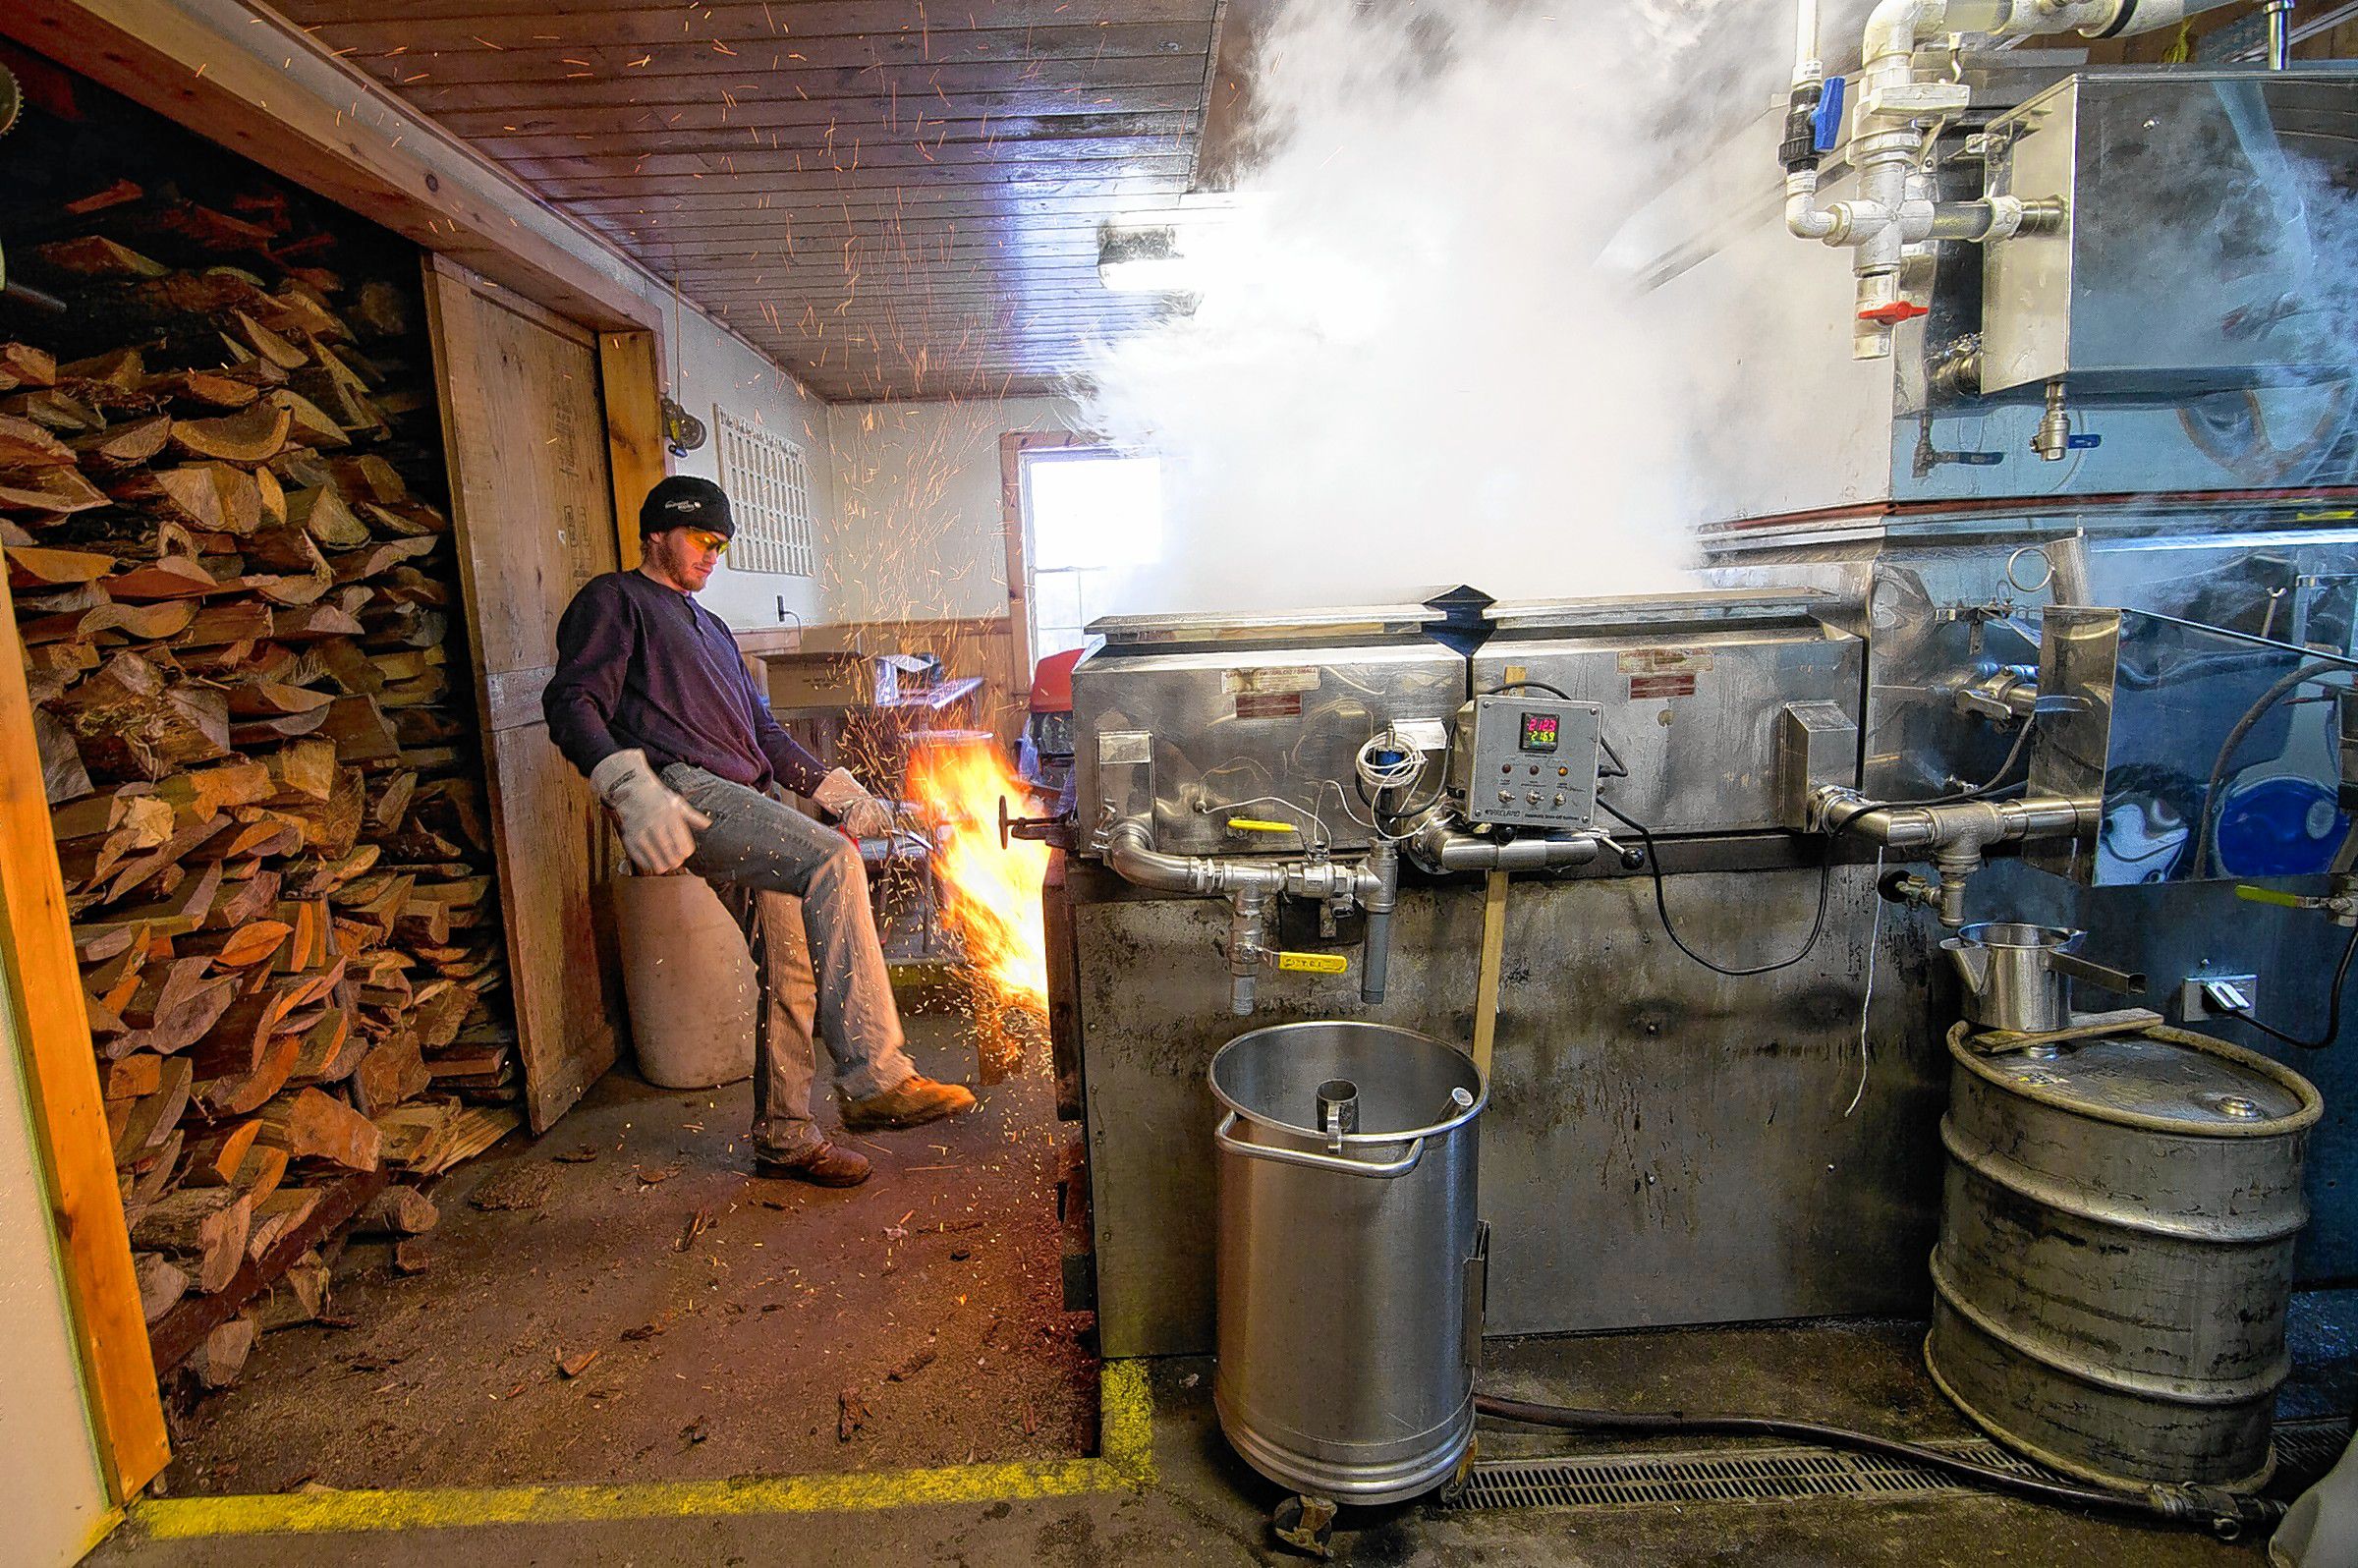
665, 764, 914, 1156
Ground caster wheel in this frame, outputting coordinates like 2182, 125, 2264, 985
1272, 1493, 1338, 1558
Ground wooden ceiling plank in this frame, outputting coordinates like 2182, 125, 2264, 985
531, 168, 1193, 200
437, 91, 1204, 138
489, 136, 1196, 178
396, 55, 1211, 110
324, 24, 1210, 86
463, 111, 1203, 155
285, 0, 1217, 50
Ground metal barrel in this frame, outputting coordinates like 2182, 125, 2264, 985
1926, 1025, 2321, 1490
1209, 1022, 1487, 1504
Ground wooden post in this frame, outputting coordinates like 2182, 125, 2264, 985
0, 573, 170, 1502
1471, 870, 1510, 1084
598, 330, 668, 573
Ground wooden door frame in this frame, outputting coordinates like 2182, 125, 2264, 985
598, 330, 671, 572
999, 430, 1104, 699
0, 575, 171, 1506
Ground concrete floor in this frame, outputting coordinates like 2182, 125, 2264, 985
155, 1010, 1096, 1492
96, 1299, 2358, 1566
85, 986, 2358, 1566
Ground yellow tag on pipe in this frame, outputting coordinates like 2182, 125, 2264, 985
1277, 951, 1350, 976
1226, 817, 1299, 834
2235, 884, 2307, 909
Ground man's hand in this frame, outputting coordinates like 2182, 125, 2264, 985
590, 749, 711, 873
814, 766, 894, 839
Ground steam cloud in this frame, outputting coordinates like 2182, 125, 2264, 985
1076, 0, 1825, 618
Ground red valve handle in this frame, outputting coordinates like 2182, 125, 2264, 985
1859, 300, 1929, 325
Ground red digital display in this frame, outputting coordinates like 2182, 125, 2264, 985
1520, 711, 1560, 753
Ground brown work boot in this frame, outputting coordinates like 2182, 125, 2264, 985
755, 1141, 871, 1187
842, 1075, 977, 1132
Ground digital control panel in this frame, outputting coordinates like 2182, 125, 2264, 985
1457, 696, 1601, 830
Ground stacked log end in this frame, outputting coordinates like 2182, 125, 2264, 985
2, 179, 526, 1385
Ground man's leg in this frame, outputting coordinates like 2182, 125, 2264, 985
668, 766, 960, 1123
711, 884, 824, 1158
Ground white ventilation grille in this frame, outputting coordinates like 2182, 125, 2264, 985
712, 408, 815, 578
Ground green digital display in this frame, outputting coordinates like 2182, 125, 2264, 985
1520, 711, 1560, 753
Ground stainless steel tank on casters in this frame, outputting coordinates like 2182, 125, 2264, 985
1209, 1021, 1487, 1504
1928, 1024, 2321, 1490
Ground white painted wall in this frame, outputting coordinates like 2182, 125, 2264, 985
821, 396, 1084, 625
661, 320, 836, 635
0, 1006, 112, 1568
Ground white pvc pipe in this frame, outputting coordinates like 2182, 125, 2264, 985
1795, 0, 1824, 88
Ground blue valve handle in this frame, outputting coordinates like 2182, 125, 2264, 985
1813, 77, 1847, 154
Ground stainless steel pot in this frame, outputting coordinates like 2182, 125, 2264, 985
1209, 1021, 1487, 1504
1943, 921, 2144, 1035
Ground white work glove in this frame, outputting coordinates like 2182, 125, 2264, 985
590, 748, 710, 874
814, 766, 894, 839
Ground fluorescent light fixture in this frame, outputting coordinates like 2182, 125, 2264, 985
1098, 224, 1194, 294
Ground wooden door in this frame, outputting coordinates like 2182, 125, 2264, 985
424, 256, 625, 1132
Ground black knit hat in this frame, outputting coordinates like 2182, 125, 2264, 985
640, 475, 734, 539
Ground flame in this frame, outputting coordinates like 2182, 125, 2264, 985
907, 731, 1049, 1011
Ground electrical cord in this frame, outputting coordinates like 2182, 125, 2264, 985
1596, 797, 1834, 977
1473, 1395, 2283, 1538
1905, 710, 2039, 806
2218, 922, 2358, 1050
1485, 681, 1627, 778
2197, 662, 2356, 878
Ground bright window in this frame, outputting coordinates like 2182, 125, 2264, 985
1023, 449, 1162, 661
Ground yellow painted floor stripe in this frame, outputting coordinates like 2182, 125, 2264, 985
128, 1361, 1153, 1540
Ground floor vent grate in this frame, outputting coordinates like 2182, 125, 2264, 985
1447, 1419, 2352, 1515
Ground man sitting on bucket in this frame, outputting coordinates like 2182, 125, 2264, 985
543, 475, 974, 1186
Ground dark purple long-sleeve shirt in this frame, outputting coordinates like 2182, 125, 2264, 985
542, 570, 827, 797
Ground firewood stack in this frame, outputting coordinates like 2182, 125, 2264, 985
0, 180, 521, 1379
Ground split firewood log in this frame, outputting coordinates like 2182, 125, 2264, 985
167, 404, 291, 466
253, 1255, 329, 1332
0, 343, 59, 391
105, 553, 217, 600
34, 237, 168, 278
71, 414, 174, 470
356, 1186, 438, 1237
0, 466, 109, 515
247, 1188, 321, 1260
230, 311, 309, 371
189, 1315, 258, 1388
0, 414, 76, 467
105, 1055, 192, 1162
268, 389, 350, 452
6, 544, 116, 588
110, 463, 262, 535
1, 388, 103, 433
288, 484, 368, 550
58, 349, 146, 395
183, 1119, 263, 1188
135, 1253, 191, 1324
256, 1087, 382, 1171
48, 651, 231, 781
131, 1188, 253, 1294
197, 1035, 302, 1118
143, 368, 261, 413
353, 1032, 430, 1116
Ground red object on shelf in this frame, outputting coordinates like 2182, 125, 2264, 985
1859, 300, 1930, 325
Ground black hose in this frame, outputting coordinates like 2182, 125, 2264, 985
1596, 797, 1833, 977
1473, 1394, 2286, 1538
2197, 662, 2355, 879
